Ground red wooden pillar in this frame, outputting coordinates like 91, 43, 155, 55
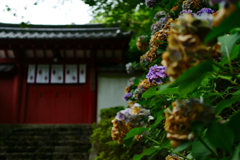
12, 63, 23, 123
19, 65, 28, 123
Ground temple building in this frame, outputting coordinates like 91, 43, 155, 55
0, 23, 133, 124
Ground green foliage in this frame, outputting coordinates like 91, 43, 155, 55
86, 1, 240, 160
90, 106, 141, 160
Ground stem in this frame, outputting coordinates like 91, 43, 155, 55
160, 132, 166, 145
198, 136, 220, 159
164, 147, 192, 160
213, 89, 225, 99
174, 151, 192, 160
145, 135, 160, 145
225, 44, 233, 74
233, 60, 240, 67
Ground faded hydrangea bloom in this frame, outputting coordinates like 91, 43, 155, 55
151, 17, 169, 35
123, 93, 132, 101
209, 0, 239, 5
179, 9, 193, 18
128, 77, 136, 86
133, 88, 142, 100
145, 0, 157, 8
164, 98, 215, 148
115, 103, 151, 125
146, 64, 167, 84
197, 8, 214, 16
126, 62, 134, 74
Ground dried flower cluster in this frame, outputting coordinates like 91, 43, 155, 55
138, 79, 157, 93
161, 14, 221, 81
212, 1, 236, 26
164, 99, 215, 148
166, 155, 182, 160
136, 35, 149, 51
140, 18, 174, 64
182, 0, 205, 10
111, 103, 152, 144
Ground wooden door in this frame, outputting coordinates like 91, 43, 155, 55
25, 84, 89, 123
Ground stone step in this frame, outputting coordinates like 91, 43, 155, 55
2, 135, 90, 142
0, 145, 91, 153
8, 130, 92, 136
0, 152, 89, 160
2, 140, 91, 147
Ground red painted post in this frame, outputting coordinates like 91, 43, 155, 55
12, 63, 22, 123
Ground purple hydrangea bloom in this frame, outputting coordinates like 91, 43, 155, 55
123, 93, 132, 101
115, 108, 131, 123
145, 0, 156, 8
197, 8, 214, 16
146, 65, 167, 84
180, 10, 193, 18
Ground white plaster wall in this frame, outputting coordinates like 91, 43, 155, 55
97, 73, 141, 122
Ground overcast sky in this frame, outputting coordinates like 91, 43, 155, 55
0, 0, 93, 25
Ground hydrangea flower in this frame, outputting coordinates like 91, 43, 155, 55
126, 62, 134, 74
123, 93, 132, 101
145, 0, 157, 8
146, 65, 167, 84
180, 9, 193, 18
114, 103, 151, 124
197, 8, 214, 16
128, 77, 136, 86
151, 17, 169, 34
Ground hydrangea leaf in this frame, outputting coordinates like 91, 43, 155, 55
221, 44, 240, 64
227, 111, 240, 140
218, 32, 240, 57
173, 141, 192, 153
204, 5, 240, 44
230, 89, 240, 96
231, 144, 240, 160
133, 146, 158, 160
142, 86, 158, 98
152, 110, 165, 127
173, 61, 213, 96
156, 87, 178, 95
123, 127, 148, 147
206, 121, 234, 153
134, 78, 140, 86
215, 96, 239, 115
192, 139, 211, 160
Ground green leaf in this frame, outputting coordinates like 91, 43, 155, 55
134, 78, 140, 86
156, 87, 178, 95
142, 86, 158, 98
192, 139, 211, 160
173, 61, 213, 96
227, 111, 240, 140
230, 89, 240, 96
173, 141, 191, 153
221, 44, 240, 64
231, 144, 240, 160
133, 146, 158, 160
152, 110, 165, 126
174, 61, 213, 84
206, 121, 234, 153
215, 96, 239, 115
123, 127, 148, 147
218, 33, 240, 57
178, 73, 206, 96
204, 5, 240, 43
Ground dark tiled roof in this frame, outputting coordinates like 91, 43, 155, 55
0, 23, 131, 39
